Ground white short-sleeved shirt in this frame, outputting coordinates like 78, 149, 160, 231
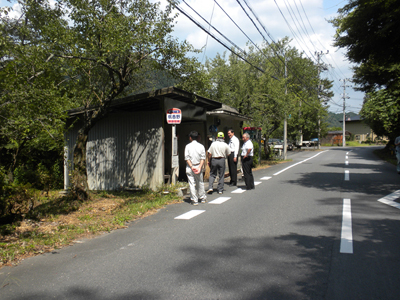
229, 135, 240, 158
241, 140, 254, 156
185, 140, 206, 165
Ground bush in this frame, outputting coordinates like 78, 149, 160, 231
252, 141, 259, 167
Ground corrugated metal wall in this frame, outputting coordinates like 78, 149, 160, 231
66, 111, 164, 190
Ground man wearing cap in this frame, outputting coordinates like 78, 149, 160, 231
207, 132, 231, 194
227, 129, 240, 186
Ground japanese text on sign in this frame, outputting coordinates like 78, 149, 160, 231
166, 108, 182, 124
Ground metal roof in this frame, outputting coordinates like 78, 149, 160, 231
68, 86, 222, 117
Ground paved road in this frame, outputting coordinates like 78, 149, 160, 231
1, 147, 399, 299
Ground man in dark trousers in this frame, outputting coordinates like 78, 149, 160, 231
227, 129, 240, 186
207, 132, 231, 194
241, 133, 255, 190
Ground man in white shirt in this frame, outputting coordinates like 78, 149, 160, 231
227, 129, 240, 186
185, 131, 207, 205
207, 132, 231, 194
241, 133, 255, 190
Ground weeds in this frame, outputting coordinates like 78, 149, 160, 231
0, 187, 183, 268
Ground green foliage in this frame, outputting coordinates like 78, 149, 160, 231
330, 0, 400, 92
0, 175, 39, 220
330, 1, 400, 140
204, 38, 332, 146
361, 90, 400, 139
252, 141, 259, 167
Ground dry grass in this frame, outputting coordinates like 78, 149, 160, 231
0, 158, 293, 269
0, 187, 184, 268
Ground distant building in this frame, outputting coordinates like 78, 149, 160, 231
321, 131, 351, 145
341, 115, 388, 142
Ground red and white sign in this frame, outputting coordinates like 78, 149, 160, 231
166, 108, 182, 124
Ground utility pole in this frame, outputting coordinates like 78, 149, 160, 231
339, 78, 351, 147
315, 50, 329, 150
283, 56, 287, 160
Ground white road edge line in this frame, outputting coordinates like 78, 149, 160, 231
344, 170, 350, 181
273, 151, 328, 176
377, 190, 400, 210
209, 197, 231, 204
231, 188, 246, 194
175, 210, 205, 220
340, 199, 353, 254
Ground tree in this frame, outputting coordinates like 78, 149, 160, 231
0, 1, 70, 184
1, 0, 205, 199
204, 38, 330, 157
330, 0, 400, 92
361, 89, 400, 140
330, 0, 400, 140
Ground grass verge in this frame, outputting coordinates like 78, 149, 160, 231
0, 158, 291, 269
0, 184, 186, 268
373, 147, 397, 166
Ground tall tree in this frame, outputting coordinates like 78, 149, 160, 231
330, 0, 400, 92
0, 1, 70, 183
204, 39, 330, 155
1, 0, 205, 198
330, 0, 400, 139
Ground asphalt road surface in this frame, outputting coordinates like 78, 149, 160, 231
1, 146, 400, 300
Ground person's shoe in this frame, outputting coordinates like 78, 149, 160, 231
191, 200, 198, 206
229, 183, 237, 186
207, 189, 213, 194
201, 198, 207, 203
218, 191, 223, 194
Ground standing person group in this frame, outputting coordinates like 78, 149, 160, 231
395, 135, 400, 174
241, 132, 255, 190
227, 129, 240, 186
185, 130, 255, 205
207, 132, 231, 194
184, 131, 207, 205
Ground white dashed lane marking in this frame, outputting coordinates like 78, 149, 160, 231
231, 188, 246, 194
209, 197, 231, 204
345, 170, 350, 181
174, 210, 205, 220
260, 176, 272, 180
340, 199, 353, 254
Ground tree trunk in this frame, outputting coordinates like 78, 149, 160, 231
71, 129, 90, 200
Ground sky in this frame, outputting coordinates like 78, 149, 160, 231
1, 0, 363, 115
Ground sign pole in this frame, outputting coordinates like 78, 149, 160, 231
172, 125, 177, 185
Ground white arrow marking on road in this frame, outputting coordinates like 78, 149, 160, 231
175, 210, 205, 220
344, 170, 350, 181
209, 197, 231, 204
340, 199, 353, 254
377, 190, 400, 210
260, 176, 272, 180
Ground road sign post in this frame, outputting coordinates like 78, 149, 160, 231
166, 108, 182, 184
